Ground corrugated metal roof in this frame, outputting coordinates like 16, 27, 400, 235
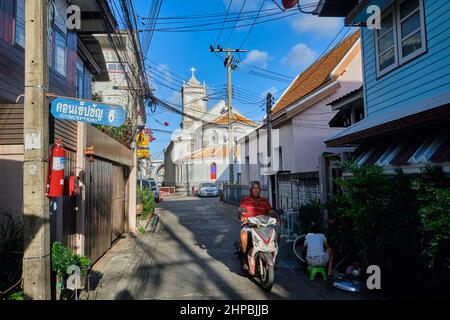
325, 92, 450, 146
356, 131, 450, 167
327, 86, 363, 107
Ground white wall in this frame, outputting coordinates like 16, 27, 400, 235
292, 49, 362, 173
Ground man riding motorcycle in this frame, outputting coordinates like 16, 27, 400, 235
238, 181, 281, 265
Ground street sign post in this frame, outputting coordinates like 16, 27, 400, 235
50, 97, 126, 127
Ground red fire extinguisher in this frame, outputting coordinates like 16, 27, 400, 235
46, 139, 66, 197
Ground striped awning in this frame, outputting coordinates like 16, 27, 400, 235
355, 131, 450, 167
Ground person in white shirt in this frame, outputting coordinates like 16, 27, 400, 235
303, 223, 334, 277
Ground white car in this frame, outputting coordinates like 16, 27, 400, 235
198, 183, 219, 197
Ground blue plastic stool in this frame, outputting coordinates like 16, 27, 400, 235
307, 265, 327, 280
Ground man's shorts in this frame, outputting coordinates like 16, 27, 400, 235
306, 253, 329, 266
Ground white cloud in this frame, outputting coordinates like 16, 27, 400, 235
282, 43, 318, 70
291, 14, 342, 36
242, 50, 270, 68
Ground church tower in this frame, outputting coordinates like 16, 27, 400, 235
181, 67, 207, 129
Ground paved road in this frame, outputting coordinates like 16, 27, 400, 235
87, 196, 370, 300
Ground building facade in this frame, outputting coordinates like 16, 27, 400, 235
0, 0, 138, 263
319, 0, 450, 174
238, 32, 363, 223
92, 32, 146, 128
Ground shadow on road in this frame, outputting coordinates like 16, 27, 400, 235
158, 197, 376, 300
159, 197, 296, 299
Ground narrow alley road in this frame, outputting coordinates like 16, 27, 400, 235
86, 196, 368, 300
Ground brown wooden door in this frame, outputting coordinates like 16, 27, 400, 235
85, 159, 113, 262
111, 165, 126, 242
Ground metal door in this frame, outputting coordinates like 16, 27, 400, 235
85, 159, 113, 262
111, 165, 126, 242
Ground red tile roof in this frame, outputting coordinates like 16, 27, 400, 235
272, 31, 360, 115
211, 112, 259, 126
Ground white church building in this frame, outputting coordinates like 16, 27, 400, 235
164, 68, 259, 194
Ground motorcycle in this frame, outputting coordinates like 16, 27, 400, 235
236, 215, 279, 292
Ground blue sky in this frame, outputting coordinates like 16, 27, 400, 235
133, 0, 345, 160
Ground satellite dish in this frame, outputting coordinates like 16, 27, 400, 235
282, 0, 299, 9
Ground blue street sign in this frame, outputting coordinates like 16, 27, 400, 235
50, 97, 126, 127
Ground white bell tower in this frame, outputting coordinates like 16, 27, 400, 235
181, 67, 207, 129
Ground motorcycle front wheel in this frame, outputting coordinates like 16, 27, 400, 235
259, 254, 274, 292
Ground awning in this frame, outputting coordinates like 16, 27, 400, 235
78, 34, 109, 82
69, 0, 117, 34
314, 0, 359, 17
325, 92, 450, 147
354, 131, 450, 168
328, 86, 363, 111
345, 0, 394, 26
328, 86, 364, 127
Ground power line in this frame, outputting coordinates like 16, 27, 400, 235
216, 0, 233, 45
137, 9, 299, 32
246, 70, 292, 83
245, 65, 294, 80
139, 6, 282, 20
239, 0, 266, 49
141, 0, 163, 57
224, 0, 246, 46
274, 27, 353, 107
147, 60, 186, 82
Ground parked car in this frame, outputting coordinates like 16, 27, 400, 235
198, 183, 219, 197
137, 179, 160, 203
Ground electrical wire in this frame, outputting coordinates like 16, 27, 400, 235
274, 26, 352, 106
244, 65, 294, 80
239, 0, 266, 49
216, 0, 233, 45
140, 6, 283, 20
137, 9, 300, 32
224, 0, 247, 46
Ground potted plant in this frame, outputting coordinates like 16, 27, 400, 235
52, 242, 91, 299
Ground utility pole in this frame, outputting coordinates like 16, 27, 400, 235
266, 93, 273, 168
23, 0, 51, 299
209, 45, 246, 184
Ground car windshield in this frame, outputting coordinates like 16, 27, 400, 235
150, 181, 157, 190
201, 183, 216, 188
